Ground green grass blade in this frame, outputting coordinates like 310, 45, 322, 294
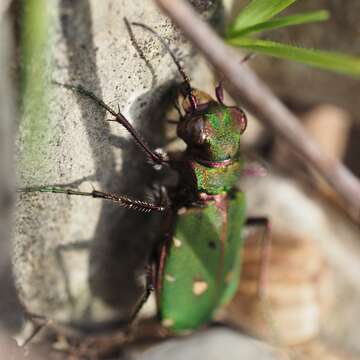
228, 0, 297, 35
20, 0, 56, 177
227, 38, 360, 77
227, 10, 329, 38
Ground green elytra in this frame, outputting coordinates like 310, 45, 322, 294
159, 193, 246, 331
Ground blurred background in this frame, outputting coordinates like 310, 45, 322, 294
1, 0, 359, 359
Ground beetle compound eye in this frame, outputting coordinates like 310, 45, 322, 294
191, 119, 208, 145
178, 117, 207, 146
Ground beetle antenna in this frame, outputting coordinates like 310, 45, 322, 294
130, 21, 195, 104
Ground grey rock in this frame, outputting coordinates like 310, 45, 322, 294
134, 328, 280, 360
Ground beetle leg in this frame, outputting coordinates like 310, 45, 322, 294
54, 82, 168, 166
127, 265, 155, 326
245, 217, 272, 298
18, 186, 166, 212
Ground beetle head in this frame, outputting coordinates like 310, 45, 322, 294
177, 88, 247, 163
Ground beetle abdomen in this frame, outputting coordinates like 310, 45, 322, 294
158, 192, 246, 333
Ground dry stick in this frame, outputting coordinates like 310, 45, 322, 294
155, 0, 360, 222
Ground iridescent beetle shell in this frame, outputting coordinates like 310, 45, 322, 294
158, 88, 247, 332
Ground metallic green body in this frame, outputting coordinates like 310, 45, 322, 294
159, 192, 246, 332
157, 88, 248, 333
192, 160, 243, 194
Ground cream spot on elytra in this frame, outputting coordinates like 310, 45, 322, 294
165, 274, 176, 283
173, 237, 182, 248
192, 280, 208, 296
162, 318, 174, 327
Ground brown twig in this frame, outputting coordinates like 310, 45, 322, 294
155, 0, 360, 222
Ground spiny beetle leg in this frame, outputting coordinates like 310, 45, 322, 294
18, 186, 166, 212
245, 217, 271, 298
127, 264, 155, 328
54, 81, 168, 166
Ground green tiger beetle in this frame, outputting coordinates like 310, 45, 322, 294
19, 21, 271, 338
